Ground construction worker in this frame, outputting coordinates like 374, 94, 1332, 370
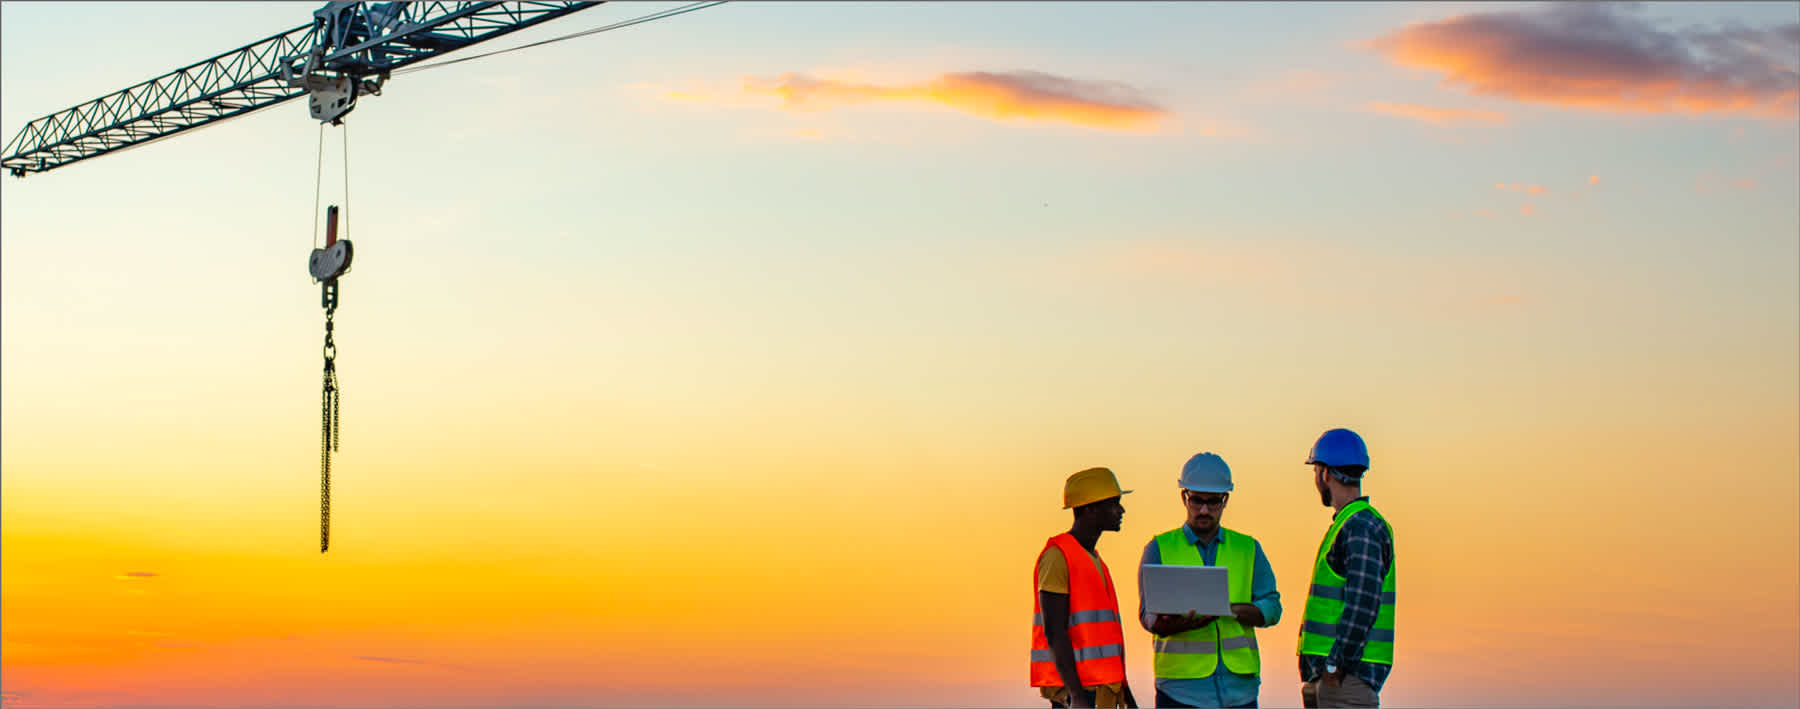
1139, 452, 1282, 708
1032, 467, 1140, 709
1296, 429, 1395, 709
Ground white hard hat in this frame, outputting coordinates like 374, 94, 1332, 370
1178, 452, 1233, 493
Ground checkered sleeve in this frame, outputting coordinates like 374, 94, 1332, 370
1327, 513, 1390, 668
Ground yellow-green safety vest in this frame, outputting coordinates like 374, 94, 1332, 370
1151, 526, 1261, 679
1297, 499, 1396, 665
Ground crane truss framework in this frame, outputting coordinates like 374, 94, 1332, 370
2, 1, 600, 177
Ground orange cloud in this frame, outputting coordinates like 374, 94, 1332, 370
355, 655, 466, 671
1496, 183, 1549, 195
1589, 175, 1602, 185
1474, 209, 1498, 218
1696, 173, 1763, 193
1366, 101, 1507, 125
1366, 5, 1800, 118
1521, 204, 1538, 216
662, 71, 1170, 132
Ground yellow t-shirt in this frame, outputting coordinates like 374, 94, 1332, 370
1035, 544, 1125, 703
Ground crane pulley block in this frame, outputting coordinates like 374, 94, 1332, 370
310, 239, 355, 284
294, 72, 357, 124
280, 1, 395, 123
280, 52, 383, 124
309, 205, 355, 282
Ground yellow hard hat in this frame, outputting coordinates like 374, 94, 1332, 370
1064, 467, 1133, 509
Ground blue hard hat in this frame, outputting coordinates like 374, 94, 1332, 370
1179, 452, 1234, 493
1306, 429, 1369, 472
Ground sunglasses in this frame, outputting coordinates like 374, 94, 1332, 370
1183, 492, 1229, 508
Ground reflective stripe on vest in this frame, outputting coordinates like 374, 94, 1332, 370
1033, 609, 1122, 627
1297, 500, 1396, 665
1150, 526, 1262, 679
1031, 533, 1128, 687
1030, 643, 1125, 664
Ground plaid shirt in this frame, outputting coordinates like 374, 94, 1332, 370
1299, 498, 1393, 691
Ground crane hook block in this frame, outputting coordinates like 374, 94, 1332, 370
310, 241, 354, 282
309, 204, 354, 282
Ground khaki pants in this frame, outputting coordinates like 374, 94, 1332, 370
1301, 676, 1378, 708
1045, 684, 1128, 709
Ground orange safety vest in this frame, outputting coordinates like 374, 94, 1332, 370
1030, 533, 1128, 688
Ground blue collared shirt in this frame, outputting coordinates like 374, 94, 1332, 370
1138, 524, 1282, 708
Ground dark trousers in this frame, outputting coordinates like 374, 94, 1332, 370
1301, 676, 1379, 708
1154, 687, 1256, 708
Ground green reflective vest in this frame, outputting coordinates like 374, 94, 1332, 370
1151, 526, 1261, 679
1297, 499, 1396, 665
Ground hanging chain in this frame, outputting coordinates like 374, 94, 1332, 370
314, 124, 349, 554
321, 281, 340, 553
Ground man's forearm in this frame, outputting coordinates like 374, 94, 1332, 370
1327, 634, 1366, 670
1332, 589, 1380, 662
1048, 632, 1085, 698
1251, 595, 1281, 628
1329, 592, 1376, 666
1330, 520, 1386, 667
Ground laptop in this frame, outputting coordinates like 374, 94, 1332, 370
1140, 564, 1233, 617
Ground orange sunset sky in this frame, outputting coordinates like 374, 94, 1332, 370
4, 2, 1798, 707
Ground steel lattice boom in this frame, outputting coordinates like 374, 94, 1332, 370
2, 1, 600, 177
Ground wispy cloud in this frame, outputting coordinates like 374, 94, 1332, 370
0, 689, 149, 708
1497, 182, 1550, 195
357, 655, 433, 665
1365, 4, 1800, 118
1520, 204, 1538, 216
355, 655, 468, 671
115, 572, 158, 581
1366, 100, 1508, 126
655, 70, 1172, 132
1589, 175, 1602, 185
1695, 172, 1763, 193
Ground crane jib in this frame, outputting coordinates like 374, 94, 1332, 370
1, 2, 604, 177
